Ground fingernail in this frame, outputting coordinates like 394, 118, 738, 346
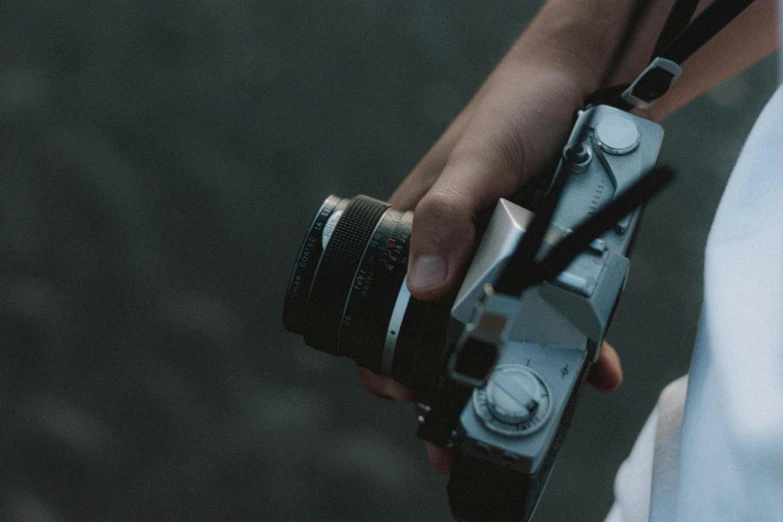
409, 255, 447, 290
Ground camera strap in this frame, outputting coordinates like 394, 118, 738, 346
589, 0, 758, 110
495, 0, 758, 294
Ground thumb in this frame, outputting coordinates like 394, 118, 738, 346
407, 188, 478, 301
405, 67, 585, 301
407, 125, 527, 301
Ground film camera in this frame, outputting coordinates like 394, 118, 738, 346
283, 104, 665, 521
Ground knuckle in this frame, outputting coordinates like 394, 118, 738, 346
497, 127, 531, 183
487, 114, 534, 187
415, 188, 471, 226
358, 367, 387, 396
362, 380, 383, 396
358, 367, 411, 400
450, 123, 531, 195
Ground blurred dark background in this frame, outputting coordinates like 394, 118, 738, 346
0, 1, 778, 521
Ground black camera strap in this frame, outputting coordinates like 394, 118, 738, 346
590, 0, 758, 110
653, 0, 701, 59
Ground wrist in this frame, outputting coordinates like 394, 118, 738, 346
510, 0, 679, 98
511, 17, 606, 98
499, 35, 601, 116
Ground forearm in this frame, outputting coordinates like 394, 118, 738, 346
644, 0, 779, 121
507, 0, 685, 97
508, 0, 778, 120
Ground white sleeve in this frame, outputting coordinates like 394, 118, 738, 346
605, 405, 656, 522
606, 376, 688, 522
608, 84, 783, 522
674, 84, 783, 522
606, 406, 658, 522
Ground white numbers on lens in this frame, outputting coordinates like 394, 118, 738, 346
322, 210, 343, 248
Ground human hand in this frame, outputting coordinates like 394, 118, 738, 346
358, 40, 623, 473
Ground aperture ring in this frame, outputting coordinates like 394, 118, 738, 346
339, 209, 412, 372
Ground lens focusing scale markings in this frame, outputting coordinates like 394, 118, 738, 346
283, 195, 343, 334
339, 209, 413, 373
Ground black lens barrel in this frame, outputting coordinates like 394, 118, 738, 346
283, 194, 452, 395
283, 195, 344, 334
302, 196, 390, 354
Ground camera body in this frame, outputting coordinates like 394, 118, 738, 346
433, 105, 663, 521
283, 105, 663, 522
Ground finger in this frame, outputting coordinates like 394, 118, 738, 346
387, 146, 446, 210
588, 341, 623, 392
405, 104, 526, 300
357, 366, 416, 401
406, 67, 583, 302
425, 442, 452, 475
389, 93, 481, 210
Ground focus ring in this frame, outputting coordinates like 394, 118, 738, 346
304, 195, 390, 354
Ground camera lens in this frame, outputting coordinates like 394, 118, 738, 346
283, 195, 345, 335
283, 195, 453, 395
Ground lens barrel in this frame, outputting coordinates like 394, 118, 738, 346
283, 195, 344, 335
283, 195, 452, 395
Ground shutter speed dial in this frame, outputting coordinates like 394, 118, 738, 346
472, 365, 552, 437
594, 114, 640, 155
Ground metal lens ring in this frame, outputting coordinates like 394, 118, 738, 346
338, 209, 413, 373
283, 195, 344, 334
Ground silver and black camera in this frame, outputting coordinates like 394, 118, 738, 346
283, 105, 664, 522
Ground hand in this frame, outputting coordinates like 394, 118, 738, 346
359, 44, 623, 473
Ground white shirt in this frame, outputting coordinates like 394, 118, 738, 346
606, 12, 783, 521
